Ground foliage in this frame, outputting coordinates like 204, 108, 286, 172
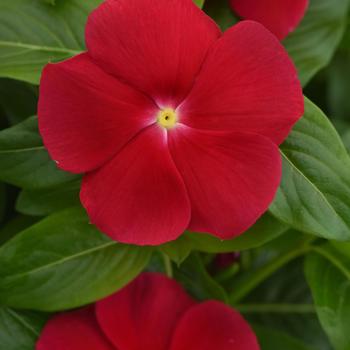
1, 0, 350, 348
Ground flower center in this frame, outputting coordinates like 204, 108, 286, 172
157, 108, 177, 129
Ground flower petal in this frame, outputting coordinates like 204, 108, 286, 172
36, 307, 114, 350
170, 301, 260, 350
230, 0, 308, 40
39, 53, 157, 173
80, 125, 191, 245
86, 0, 220, 107
96, 273, 195, 350
168, 126, 281, 239
179, 21, 303, 145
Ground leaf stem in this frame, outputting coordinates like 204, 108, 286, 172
162, 253, 173, 278
229, 242, 313, 304
215, 263, 240, 283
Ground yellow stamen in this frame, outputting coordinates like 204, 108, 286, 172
157, 108, 177, 129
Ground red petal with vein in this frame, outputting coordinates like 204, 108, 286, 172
230, 0, 308, 40
179, 21, 303, 145
36, 307, 114, 350
86, 0, 220, 107
39, 53, 157, 173
80, 126, 191, 245
168, 126, 281, 239
170, 301, 260, 350
96, 273, 195, 350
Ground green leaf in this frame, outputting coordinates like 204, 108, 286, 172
42, 0, 56, 5
228, 230, 311, 303
203, 0, 238, 31
0, 307, 48, 350
159, 213, 289, 264
238, 258, 331, 350
284, 0, 349, 86
160, 235, 192, 265
0, 207, 152, 311
339, 13, 350, 52
305, 242, 350, 350
0, 0, 101, 84
254, 326, 313, 350
340, 127, 350, 155
0, 79, 37, 126
319, 119, 350, 160
187, 213, 289, 253
0, 215, 38, 246
0, 116, 77, 189
193, 0, 205, 9
327, 53, 350, 121
174, 253, 228, 302
16, 180, 81, 216
270, 98, 350, 241
0, 183, 5, 224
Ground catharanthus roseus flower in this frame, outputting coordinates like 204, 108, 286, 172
39, 0, 303, 245
36, 273, 260, 350
230, 0, 309, 40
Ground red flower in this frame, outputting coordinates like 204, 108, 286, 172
230, 0, 309, 40
38, 0, 303, 245
36, 273, 260, 350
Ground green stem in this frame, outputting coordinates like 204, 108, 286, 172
162, 253, 173, 278
235, 303, 316, 314
229, 244, 311, 304
215, 264, 240, 283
